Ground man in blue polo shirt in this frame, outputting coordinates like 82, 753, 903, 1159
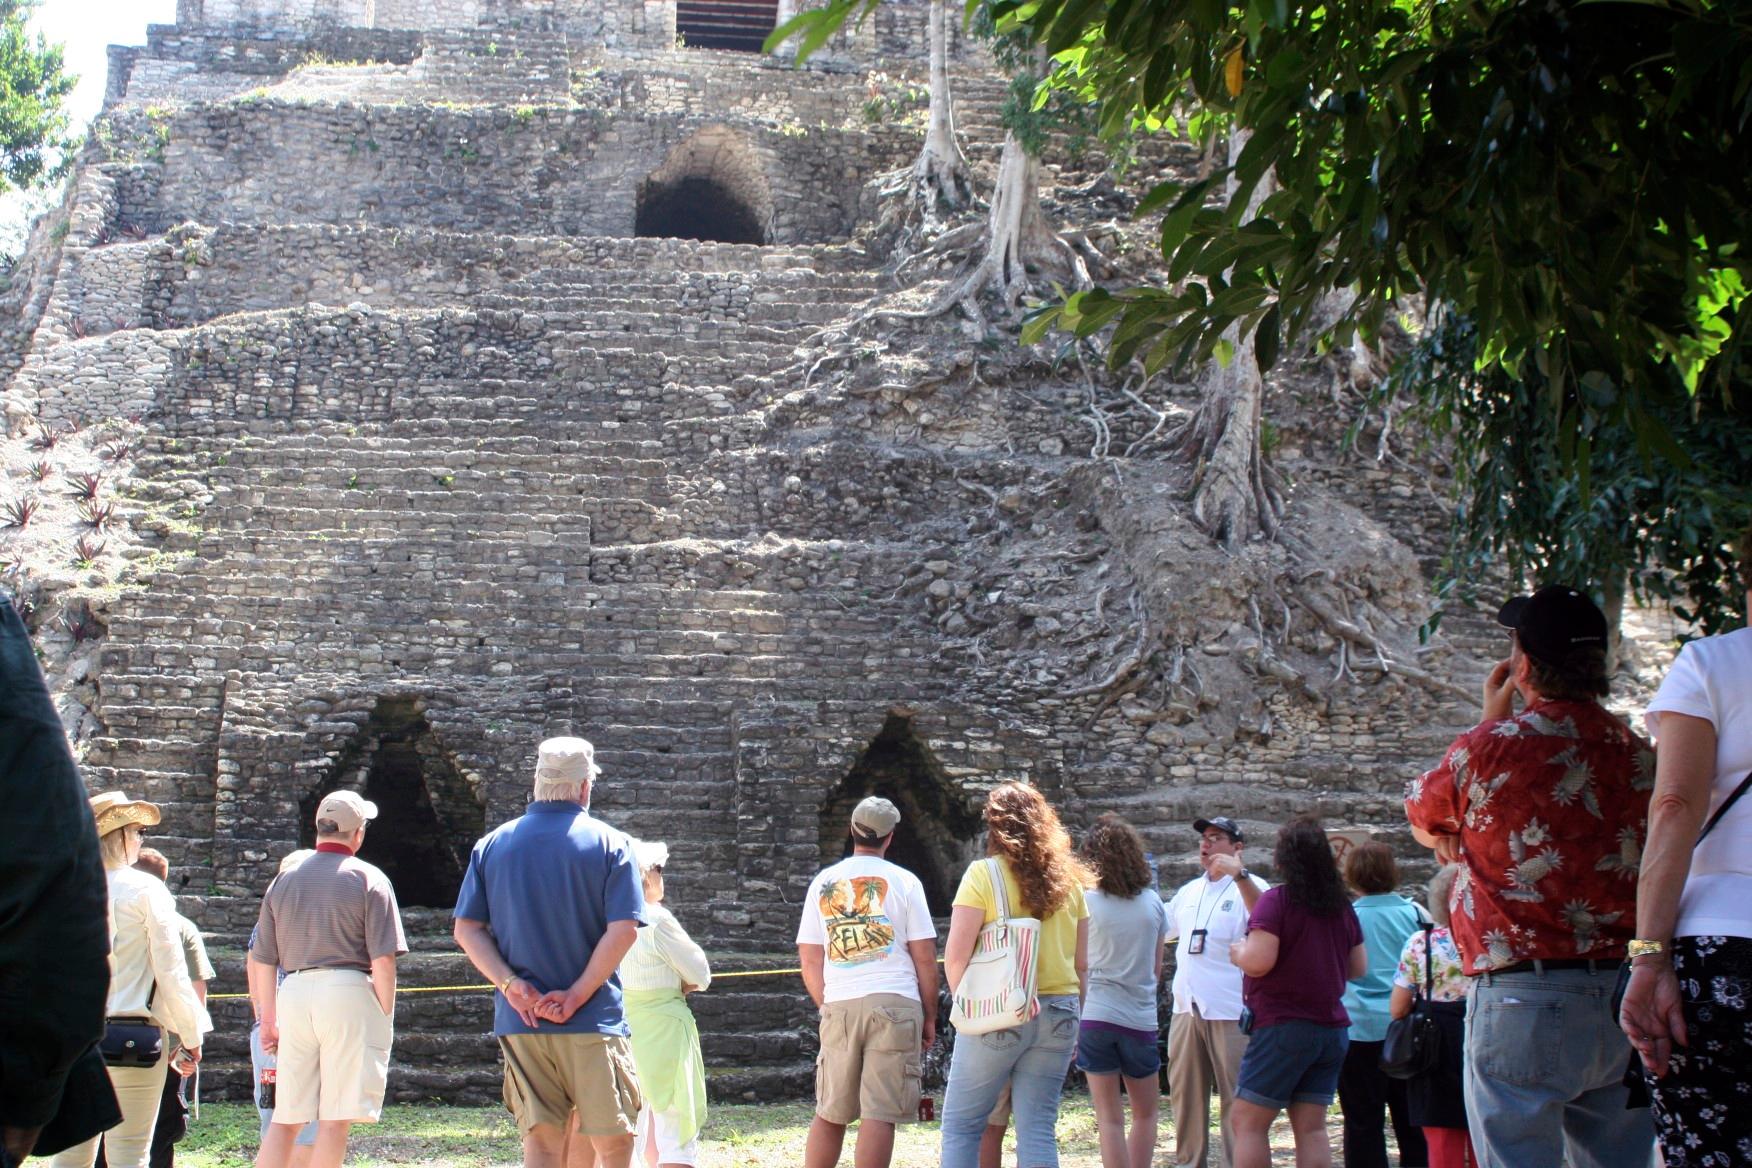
453, 737, 647, 1168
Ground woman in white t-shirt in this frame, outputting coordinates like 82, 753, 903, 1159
1621, 524, 1752, 1167
1077, 814, 1169, 1168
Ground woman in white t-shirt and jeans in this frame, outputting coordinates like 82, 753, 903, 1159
1077, 814, 1169, 1168
1621, 522, 1752, 1167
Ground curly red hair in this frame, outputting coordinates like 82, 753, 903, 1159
984, 781, 1089, 918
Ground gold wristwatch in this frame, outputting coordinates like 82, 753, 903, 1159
1626, 939, 1667, 960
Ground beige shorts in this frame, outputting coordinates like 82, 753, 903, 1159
988, 1084, 1012, 1127
273, 969, 393, 1124
500, 1033, 642, 1137
815, 993, 923, 1126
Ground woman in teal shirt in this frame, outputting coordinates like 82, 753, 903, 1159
1337, 842, 1429, 1168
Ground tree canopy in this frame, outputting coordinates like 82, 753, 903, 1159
0, 0, 73, 192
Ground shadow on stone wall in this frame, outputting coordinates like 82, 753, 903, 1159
818, 712, 982, 915
298, 696, 485, 907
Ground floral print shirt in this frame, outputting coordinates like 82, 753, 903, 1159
1394, 926, 1469, 1003
1405, 698, 1655, 975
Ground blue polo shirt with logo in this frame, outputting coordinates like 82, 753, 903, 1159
453, 801, 647, 1036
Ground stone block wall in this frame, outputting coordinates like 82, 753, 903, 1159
102, 103, 910, 244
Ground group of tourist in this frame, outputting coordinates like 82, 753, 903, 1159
3, 525, 1749, 1168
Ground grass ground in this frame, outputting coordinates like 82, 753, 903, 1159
176, 1098, 1361, 1166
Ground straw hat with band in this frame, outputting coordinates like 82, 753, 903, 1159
90, 791, 162, 838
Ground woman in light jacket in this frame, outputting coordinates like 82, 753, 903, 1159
51, 792, 211, 1168
620, 839, 711, 1168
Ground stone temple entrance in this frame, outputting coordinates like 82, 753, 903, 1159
635, 126, 773, 244
300, 698, 484, 908
819, 713, 982, 915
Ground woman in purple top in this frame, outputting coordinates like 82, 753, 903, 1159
1227, 817, 1367, 1168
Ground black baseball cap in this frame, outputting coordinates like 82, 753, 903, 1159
1496, 585, 1608, 665
1193, 816, 1244, 842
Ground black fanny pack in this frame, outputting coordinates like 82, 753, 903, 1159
99, 1018, 162, 1068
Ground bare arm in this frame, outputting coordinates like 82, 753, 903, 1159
1229, 930, 1279, 978
1622, 712, 1717, 1077
248, 956, 279, 1051
453, 916, 543, 1026
1074, 916, 1089, 1009
1411, 824, 1463, 865
798, 943, 826, 1008
369, 954, 396, 1017
944, 905, 984, 993
1389, 984, 1415, 1020
907, 938, 938, 1050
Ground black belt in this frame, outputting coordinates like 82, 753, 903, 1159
1487, 957, 1612, 976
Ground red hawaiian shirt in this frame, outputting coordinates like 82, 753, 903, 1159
1405, 698, 1655, 975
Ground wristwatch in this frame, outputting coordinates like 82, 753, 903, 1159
1238, 868, 1253, 882
1626, 939, 1666, 960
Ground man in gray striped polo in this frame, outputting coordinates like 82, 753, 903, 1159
250, 791, 406, 1168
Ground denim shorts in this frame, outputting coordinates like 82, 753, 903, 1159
1076, 1023, 1161, 1079
1234, 1019, 1348, 1109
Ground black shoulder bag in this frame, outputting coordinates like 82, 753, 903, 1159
1380, 923, 1442, 1080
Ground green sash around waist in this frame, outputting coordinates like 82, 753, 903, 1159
624, 988, 708, 1144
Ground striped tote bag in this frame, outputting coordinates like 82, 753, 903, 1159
949, 858, 1042, 1035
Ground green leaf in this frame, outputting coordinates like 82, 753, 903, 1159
1254, 302, 1281, 372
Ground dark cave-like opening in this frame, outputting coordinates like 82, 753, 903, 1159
635, 175, 768, 245
675, 0, 779, 52
301, 698, 483, 908
820, 713, 982, 916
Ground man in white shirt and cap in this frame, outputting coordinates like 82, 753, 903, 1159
796, 796, 938, 1168
1161, 816, 1267, 1168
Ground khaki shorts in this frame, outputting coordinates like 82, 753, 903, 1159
815, 993, 923, 1125
500, 1033, 642, 1137
987, 1084, 1012, 1127
273, 969, 393, 1124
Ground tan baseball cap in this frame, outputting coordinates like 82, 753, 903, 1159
535, 736, 600, 783
90, 790, 162, 838
851, 795, 901, 841
314, 790, 378, 834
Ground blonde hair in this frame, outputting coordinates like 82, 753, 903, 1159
534, 777, 585, 803
99, 823, 141, 871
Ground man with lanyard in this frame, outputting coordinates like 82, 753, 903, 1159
1406, 585, 1654, 1167
1161, 816, 1267, 1168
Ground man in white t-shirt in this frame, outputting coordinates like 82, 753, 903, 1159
1161, 816, 1267, 1168
796, 796, 938, 1168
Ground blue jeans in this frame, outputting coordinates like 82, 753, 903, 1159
1464, 967, 1653, 1168
250, 1023, 318, 1146
940, 995, 1079, 1168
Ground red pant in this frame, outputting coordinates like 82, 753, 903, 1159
1423, 1126, 1475, 1168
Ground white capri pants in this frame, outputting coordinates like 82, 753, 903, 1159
637, 1104, 700, 1166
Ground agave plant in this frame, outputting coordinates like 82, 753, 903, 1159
2, 496, 41, 528
26, 459, 52, 482
72, 533, 107, 567
78, 498, 116, 530
68, 471, 103, 502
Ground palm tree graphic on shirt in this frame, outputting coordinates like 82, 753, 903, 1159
821, 876, 897, 966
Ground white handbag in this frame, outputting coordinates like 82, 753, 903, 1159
949, 858, 1042, 1035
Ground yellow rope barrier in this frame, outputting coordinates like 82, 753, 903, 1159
207, 965, 808, 1001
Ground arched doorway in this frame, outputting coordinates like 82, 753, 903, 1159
819, 713, 982, 915
300, 698, 484, 908
635, 126, 773, 245
675, 0, 779, 52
